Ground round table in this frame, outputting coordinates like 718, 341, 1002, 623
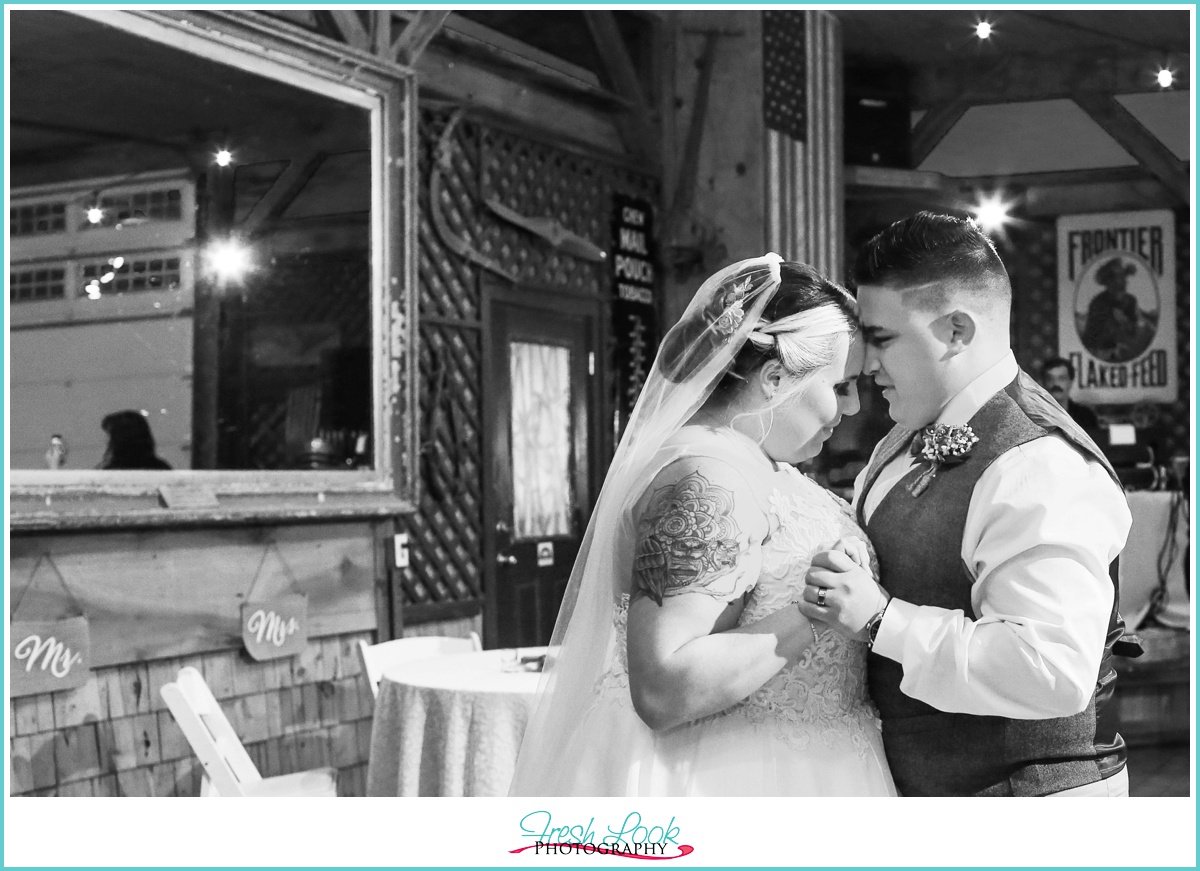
365, 647, 546, 797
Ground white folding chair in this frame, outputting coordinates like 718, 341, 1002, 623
160, 666, 337, 797
356, 632, 482, 698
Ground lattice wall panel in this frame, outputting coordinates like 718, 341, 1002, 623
401, 106, 658, 617
403, 320, 486, 607
419, 110, 484, 321
243, 250, 371, 327
479, 131, 606, 293
1009, 214, 1190, 461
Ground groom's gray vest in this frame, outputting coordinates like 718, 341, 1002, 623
858, 370, 1129, 796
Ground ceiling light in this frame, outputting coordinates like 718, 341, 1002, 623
205, 238, 253, 283
975, 21, 993, 39
1157, 68, 1174, 88
971, 192, 1013, 235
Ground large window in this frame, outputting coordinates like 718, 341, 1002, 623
8, 10, 417, 527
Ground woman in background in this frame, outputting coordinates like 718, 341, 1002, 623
99, 410, 172, 470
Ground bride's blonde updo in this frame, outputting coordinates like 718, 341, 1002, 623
657, 260, 857, 391
712, 261, 858, 401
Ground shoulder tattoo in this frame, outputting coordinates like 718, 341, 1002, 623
633, 470, 750, 606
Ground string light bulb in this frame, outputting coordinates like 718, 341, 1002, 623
1157, 68, 1174, 88
86, 206, 103, 224
975, 21, 993, 39
215, 149, 233, 167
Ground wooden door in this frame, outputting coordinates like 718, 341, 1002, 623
484, 290, 599, 648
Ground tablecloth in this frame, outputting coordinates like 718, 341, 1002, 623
366, 648, 544, 797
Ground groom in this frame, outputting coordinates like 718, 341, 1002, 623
801, 212, 1133, 796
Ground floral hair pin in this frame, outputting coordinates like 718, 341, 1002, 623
908, 423, 979, 496
711, 278, 750, 337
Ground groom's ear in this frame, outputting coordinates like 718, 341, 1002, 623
946, 310, 976, 351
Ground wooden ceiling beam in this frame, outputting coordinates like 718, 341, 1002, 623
239, 151, 327, 236
910, 99, 970, 166
1072, 91, 1189, 205
371, 11, 392, 59
327, 10, 371, 53
583, 11, 659, 165
390, 11, 450, 66
913, 50, 1189, 108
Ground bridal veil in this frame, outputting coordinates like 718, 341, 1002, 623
509, 254, 784, 795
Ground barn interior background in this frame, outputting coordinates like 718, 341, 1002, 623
7, 8, 1191, 799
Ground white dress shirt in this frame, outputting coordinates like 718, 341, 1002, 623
855, 352, 1132, 719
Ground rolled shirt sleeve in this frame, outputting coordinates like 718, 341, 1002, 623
870, 435, 1131, 719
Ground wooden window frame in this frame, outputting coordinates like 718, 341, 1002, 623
9, 10, 419, 531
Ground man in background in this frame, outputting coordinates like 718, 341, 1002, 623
1040, 356, 1101, 434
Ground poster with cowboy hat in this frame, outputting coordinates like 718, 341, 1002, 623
1057, 210, 1176, 404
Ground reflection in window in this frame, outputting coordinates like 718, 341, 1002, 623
10, 267, 66, 302
10, 201, 66, 236
8, 11, 374, 471
509, 341, 574, 539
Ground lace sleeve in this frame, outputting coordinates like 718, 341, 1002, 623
631, 454, 770, 606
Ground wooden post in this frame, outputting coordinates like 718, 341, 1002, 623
191, 162, 234, 470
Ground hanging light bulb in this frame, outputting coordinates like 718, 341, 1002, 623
109, 256, 124, 270
215, 149, 233, 167
1157, 68, 1174, 88
971, 192, 1014, 235
975, 21, 993, 39
205, 238, 253, 283
84, 280, 102, 300
86, 206, 103, 224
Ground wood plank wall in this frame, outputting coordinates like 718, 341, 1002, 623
9, 521, 384, 796
10, 522, 381, 668
10, 633, 376, 796
9, 519, 486, 797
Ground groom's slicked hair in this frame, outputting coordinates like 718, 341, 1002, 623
852, 212, 1011, 313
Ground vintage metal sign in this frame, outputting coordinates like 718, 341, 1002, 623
1057, 210, 1176, 404
611, 194, 659, 435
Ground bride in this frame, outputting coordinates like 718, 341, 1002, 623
509, 254, 896, 796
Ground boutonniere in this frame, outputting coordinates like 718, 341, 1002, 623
908, 424, 979, 496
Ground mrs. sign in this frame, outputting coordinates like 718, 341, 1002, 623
241, 594, 308, 660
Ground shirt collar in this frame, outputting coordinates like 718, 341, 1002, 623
936, 351, 1018, 426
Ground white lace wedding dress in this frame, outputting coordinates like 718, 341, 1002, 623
556, 428, 897, 796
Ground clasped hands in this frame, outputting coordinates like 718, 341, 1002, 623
798, 537, 890, 643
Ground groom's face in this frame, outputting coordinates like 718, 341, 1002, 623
856, 284, 955, 429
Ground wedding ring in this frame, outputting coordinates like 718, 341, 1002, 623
816, 588, 827, 607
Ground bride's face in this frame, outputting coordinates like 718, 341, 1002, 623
761, 332, 862, 465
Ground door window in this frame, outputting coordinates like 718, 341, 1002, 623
508, 341, 574, 539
